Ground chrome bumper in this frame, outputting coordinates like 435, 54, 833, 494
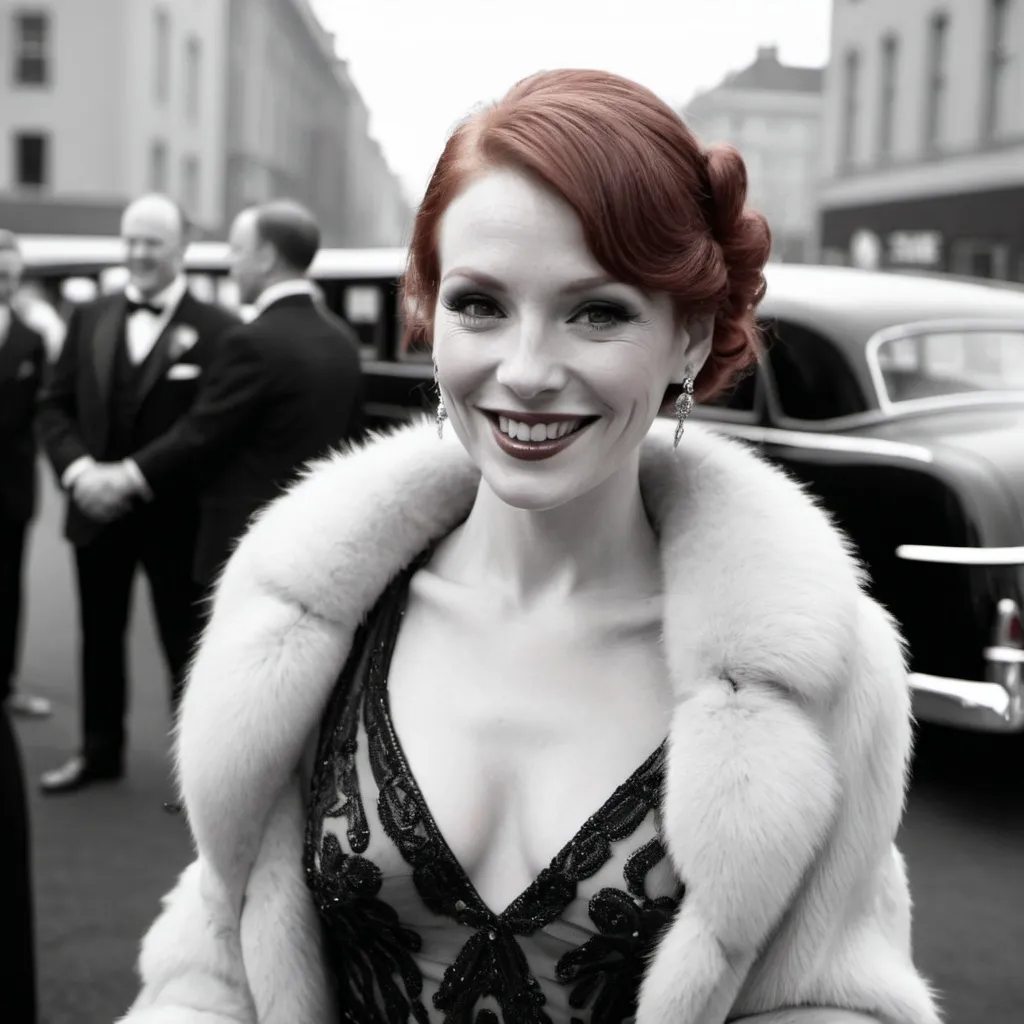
911, 647, 1024, 732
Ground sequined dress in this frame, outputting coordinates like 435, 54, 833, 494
303, 557, 685, 1024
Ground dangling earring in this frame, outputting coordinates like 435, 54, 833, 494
673, 374, 695, 449
433, 361, 447, 439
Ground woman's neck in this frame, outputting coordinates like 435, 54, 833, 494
434, 451, 662, 608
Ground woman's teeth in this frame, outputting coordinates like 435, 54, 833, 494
497, 416, 580, 442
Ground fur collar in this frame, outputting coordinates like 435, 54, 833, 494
163, 417, 937, 1024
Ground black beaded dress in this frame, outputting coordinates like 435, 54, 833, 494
303, 555, 685, 1024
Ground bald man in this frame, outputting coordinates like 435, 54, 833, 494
37, 194, 240, 794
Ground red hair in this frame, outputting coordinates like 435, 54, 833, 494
402, 69, 771, 401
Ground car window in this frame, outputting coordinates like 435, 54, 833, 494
874, 329, 1024, 404
763, 319, 868, 421
316, 280, 397, 360
699, 366, 758, 417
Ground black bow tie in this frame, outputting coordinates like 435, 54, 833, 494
126, 298, 164, 316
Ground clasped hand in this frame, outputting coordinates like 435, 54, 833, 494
72, 463, 141, 523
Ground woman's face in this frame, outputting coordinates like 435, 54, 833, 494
432, 168, 712, 511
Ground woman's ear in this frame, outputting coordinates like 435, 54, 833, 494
673, 315, 715, 380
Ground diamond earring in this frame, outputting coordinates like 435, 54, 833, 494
434, 362, 447, 439
673, 375, 695, 448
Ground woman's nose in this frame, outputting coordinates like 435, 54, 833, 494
494, 321, 568, 399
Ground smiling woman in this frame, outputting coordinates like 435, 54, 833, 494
120, 71, 939, 1024
404, 69, 770, 405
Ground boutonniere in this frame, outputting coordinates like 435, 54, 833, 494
167, 324, 199, 362
16, 359, 37, 381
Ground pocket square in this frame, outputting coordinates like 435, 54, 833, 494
166, 362, 201, 380
16, 360, 36, 380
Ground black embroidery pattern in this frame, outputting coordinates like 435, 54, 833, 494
362, 571, 672, 1024
305, 609, 431, 1023
555, 838, 684, 1024
311, 834, 429, 1024
305, 561, 683, 1024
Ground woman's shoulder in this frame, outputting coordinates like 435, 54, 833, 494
646, 418, 861, 576
646, 420, 905, 715
213, 419, 479, 625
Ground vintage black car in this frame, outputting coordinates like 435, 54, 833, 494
22, 242, 1024, 733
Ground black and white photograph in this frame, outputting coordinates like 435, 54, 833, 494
1, 2, 1022, 1022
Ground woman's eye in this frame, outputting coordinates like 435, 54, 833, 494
461, 300, 500, 319
571, 303, 631, 331
442, 294, 503, 322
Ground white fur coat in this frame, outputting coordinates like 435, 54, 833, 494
119, 418, 941, 1024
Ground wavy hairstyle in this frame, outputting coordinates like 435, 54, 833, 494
402, 69, 771, 401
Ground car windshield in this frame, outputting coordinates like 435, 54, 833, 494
873, 328, 1024, 405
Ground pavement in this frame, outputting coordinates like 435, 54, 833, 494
12, 470, 1024, 1023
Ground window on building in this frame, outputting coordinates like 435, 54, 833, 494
878, 35, 899, 160
924, 13, 949, 150
150, 139, 168, 191
182, 155, 200, 213
13, 10, 50, 86
154, 7, 170, 104
185, 36, 201, 121
14, 132, 49, 187
985, 0, 1018, 139
841, 49, 860, 167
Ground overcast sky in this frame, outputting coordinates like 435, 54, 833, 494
309, 0, 833, 203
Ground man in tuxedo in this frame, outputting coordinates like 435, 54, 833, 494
0, 231, 50, 722
37, 195, 239, 793
117, 198, 364, 588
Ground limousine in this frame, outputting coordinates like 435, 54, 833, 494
21, 239, 1024, 733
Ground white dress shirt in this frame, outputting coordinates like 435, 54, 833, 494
0, 305, 9, 351
123, 274, 189, 364
61, 275, 189, 494
252, 278, 319, 317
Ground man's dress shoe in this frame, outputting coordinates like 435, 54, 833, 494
40, 756, 123, 794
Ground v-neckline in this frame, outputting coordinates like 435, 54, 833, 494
366, 561, 668, 927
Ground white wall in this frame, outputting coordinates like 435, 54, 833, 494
122, 0, 230, 229
823, 0, 1024, 180
0, 0, 228, 228
0, 0, 127, 196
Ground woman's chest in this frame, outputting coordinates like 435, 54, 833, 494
383, 575, 674, 907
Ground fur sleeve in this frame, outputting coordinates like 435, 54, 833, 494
116, 858, 256, 1024
730, 594, 942, 1024
636, 593, 942, 1024
118, 778, 332, 1024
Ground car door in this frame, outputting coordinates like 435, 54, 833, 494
755, 320, 986, 671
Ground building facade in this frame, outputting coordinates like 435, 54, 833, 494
0, 0, 230, 234
223, 0, 410, 247
684, 46, 824, 263
819, 0, 1024, 281
0, 0, 409, 245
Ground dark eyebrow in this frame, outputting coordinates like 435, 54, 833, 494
441, 268, 617, 294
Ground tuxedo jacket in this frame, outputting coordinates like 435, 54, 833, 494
132, 293, 364, 584
36, 290, 240, 546
0, 312, 46, 524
